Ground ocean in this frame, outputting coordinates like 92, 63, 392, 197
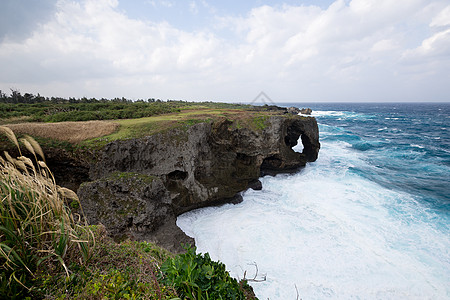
177, 103, 450, 299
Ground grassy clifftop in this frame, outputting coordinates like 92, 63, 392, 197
0, 99, 250, 124
1, 101, 293, 151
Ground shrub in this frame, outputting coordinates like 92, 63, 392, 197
41, 237, 179, 299
160, 245, 245, 300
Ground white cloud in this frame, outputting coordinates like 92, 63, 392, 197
430, 5, 450, 27
403, 29, 450, 60
0, 0, 449, 101
371, 39, 398, 52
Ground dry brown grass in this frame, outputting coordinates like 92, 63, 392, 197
0, 116, 33, 125
5, 121, 119, 143
0, 128, 94, 296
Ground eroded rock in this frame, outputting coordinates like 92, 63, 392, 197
78, 114, 320, 250
300, 108, 312, 115
287, 107, 300, 114
77, 172, 193, 253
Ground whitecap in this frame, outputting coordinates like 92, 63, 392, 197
311, 110, 345, 117
411, 144, 425, 149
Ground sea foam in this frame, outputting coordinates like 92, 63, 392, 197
177, 104, 450, 299
177, 128, 449, 300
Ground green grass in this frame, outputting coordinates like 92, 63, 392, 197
1, 97, 291, 152
108, 171, 157, 182
39, 230, 179, 300
252, 115, 269, 130
22, 228, 258, 299
81, 109, 253, 148
0, 97, 252, 124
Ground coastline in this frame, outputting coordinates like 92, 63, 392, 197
1, 104, 320, 253
177, 102, 450, 299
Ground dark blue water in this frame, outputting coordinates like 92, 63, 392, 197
297, 103, 450, 212
178, 102, 450, 299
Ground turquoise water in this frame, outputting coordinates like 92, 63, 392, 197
178, 103, 450, 299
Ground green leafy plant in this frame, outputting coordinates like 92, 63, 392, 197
160, 245, 246, 300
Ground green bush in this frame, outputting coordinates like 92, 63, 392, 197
38, 235, 179, 299
160, 245, 245, 300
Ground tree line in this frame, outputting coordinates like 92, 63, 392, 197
0, 89, 170, 104
0, 89, 191, 122
0, 89, 248, 123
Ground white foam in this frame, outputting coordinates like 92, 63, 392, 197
177, 135, 450, 299
312, 111, 374, 121
411, 144, 425, 149
311, 110, 345, 117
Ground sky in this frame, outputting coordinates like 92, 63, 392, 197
1, 0, 449, 102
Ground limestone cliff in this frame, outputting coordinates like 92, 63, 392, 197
77, 114, 320, 252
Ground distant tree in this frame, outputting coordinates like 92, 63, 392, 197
35, 93, 46, 103
10, 89, 23, 103
23, 93, 34, 103
0, 90, 6, 102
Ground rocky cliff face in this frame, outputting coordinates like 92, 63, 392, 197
78, 114, 320, 252
77, 172, 194, 253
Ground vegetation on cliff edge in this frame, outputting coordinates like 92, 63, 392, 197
0, 103, 289, 152
0, 127, 257, 299
0, 89, 252, 124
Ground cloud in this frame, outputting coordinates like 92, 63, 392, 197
430, 5, 450, 27
2, 0, 218, 76
0, 0, 449, 101
0, 0, 57, 41
401, 2, 450, 73
402, 28, 450, 63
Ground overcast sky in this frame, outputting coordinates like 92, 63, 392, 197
1, 0, 449, 102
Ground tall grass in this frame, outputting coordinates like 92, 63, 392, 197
0, 126, 94, 298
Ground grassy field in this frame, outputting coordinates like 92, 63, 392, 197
1, 104, 287, 151
0, 97, 252, 124
5, 121, 119, 143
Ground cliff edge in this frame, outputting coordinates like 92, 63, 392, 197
2, 108, 320, 253
78, 113, 319, 252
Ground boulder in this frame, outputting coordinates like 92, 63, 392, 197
77, 172, 194, 253
287, 107, 301, 114
300, 108, 312, 115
